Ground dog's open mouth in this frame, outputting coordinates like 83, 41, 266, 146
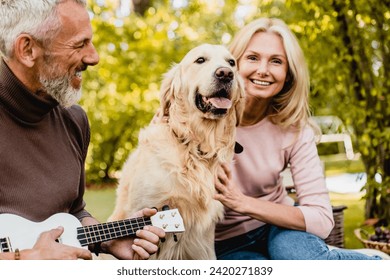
195, 89, 232, 116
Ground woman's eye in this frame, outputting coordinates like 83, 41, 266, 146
247, 55, 257, 61
195, 57, 206, 64
271, 59, 283, 64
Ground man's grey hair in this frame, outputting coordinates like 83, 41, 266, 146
0, 0, 87, 58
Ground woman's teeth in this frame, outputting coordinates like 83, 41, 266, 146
252, 79, 270, 86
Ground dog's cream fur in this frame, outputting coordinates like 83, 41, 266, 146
109, 44, 245, 259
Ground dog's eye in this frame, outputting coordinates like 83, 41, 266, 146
195, 57, 206, 64
228, 59, 236, 67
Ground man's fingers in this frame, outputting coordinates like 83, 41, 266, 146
76, 248, 93, 260
137, 226, 162, 244
131, 243, 151, 260
38, 227, 92, 260
133, 237, 158, 254
144, 225, 165, 239
133, 226, 164, 257
131, 207, 158, 219
141, 207, 158, 217
39, 226, 64, 241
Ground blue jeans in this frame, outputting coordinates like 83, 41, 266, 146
215, 225, 382, 260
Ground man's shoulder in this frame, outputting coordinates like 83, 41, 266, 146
60, 104, 89, 128
56, 105, 90, 153
65, 104, 87, 118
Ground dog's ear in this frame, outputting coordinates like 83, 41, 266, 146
234, 75, 246, 126
159, 63, 180, 120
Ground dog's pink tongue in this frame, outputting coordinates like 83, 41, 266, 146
208, 97, 232, 109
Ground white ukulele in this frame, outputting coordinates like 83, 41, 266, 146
0, 209, 184, 252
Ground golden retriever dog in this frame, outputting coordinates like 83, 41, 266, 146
108, 44, 245, 259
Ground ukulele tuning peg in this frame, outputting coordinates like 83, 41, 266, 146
162, 205, 170, 211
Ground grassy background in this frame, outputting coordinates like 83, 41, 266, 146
322, 154, 367, 248
328, 192, 366, 248
84, 188, 116, 222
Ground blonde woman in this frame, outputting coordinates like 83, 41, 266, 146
214, 17, 382, 260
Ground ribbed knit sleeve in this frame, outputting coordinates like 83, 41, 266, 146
64, 105, 92, 221
289, 127, 334, 239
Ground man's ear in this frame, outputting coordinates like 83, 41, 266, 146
13, 34, 41, 68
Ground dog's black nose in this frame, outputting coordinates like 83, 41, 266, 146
215, 67, 233, 83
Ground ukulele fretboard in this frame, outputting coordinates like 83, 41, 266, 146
77, 217, 152, 246
0, 237, 11, 252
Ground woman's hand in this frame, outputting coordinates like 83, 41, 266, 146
214, 163, 306, 231
214, 163, 248, 213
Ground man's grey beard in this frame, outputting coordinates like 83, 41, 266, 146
39, 73, 82, 108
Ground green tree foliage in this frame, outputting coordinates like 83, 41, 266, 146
82, 0, 249, 184
282, 0, 390, 224
82, 0, 389, 224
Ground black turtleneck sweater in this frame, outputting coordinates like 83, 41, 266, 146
0, 60, 91, 222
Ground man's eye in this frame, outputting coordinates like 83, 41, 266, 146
195, 57, 206, 64
77, 40, 90, 49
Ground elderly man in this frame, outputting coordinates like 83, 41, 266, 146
0, 0, 164, 260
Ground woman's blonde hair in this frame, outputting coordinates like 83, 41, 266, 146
229, 17, 312, 129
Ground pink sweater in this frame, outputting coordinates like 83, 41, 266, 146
215, 117, 334, 240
